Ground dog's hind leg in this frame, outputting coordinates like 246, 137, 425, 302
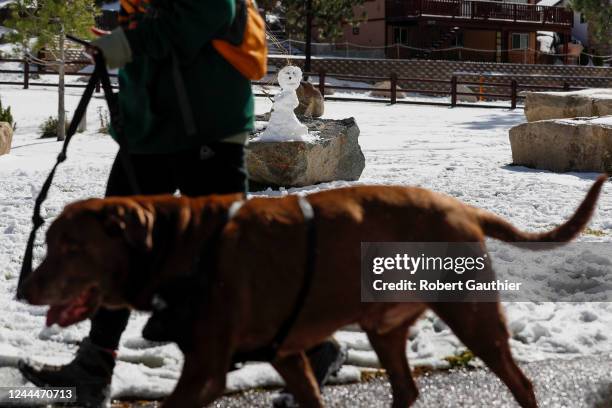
365, 322, 418, 408
273, 352, 324, 408
430, 302, 538, 408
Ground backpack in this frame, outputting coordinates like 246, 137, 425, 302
213, 0, 268, 80
119, 0, 268, 80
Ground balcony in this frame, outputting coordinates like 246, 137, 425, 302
386, 0, 573, 30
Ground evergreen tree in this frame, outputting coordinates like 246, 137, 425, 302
571, 0, 611, 46
280, 0, 366, 41
5, 1, 97, 141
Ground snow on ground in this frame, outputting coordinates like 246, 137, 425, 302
0, 85, 611, 399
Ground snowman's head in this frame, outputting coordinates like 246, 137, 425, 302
278, 66, 302, 91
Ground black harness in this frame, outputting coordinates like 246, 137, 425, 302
231, 196, 318, 363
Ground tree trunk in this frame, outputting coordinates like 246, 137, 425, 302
57, 28, 66, 142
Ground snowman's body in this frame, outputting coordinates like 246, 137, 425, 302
260, 66, 310, 142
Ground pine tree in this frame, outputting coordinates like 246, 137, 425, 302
5, 0, 98, 141
280, 0, 366, 42
571, 0, 611, 46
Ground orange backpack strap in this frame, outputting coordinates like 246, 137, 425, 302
212, 0, 268, 80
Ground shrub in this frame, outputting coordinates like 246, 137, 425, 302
97, 107, 110, 134
39, 116, 70, 139
0, 97, 15, 130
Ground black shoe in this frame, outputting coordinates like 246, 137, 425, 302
18, 338, 115, 408
142, 293, 195, 349
272, 339, 347, 408
141, 274, 201, 348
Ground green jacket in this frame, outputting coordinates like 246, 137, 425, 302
114, 0, 254, 154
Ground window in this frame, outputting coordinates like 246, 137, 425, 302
512, 33, 529, 50
393, 27, 408, 44
353, 26, 360, 36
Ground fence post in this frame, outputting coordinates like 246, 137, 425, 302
451, 76, 458, 107
563, 81, 570, 91
23, 60, 29, 89
390, 73, 397, 105
318, 70, 326, 97
511, 79, 518, 110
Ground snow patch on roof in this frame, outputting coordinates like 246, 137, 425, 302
538, 0, 561, 5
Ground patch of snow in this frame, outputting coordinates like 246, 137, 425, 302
0, 85, 611, 398
537, 31, 556, 53
538, 0, 561, 6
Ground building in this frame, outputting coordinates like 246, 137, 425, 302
341, 0, 574, 64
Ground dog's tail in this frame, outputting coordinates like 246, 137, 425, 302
476, 175, 607, 245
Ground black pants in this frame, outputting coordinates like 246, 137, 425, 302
90, 142, 247, 350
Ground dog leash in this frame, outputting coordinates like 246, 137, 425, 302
16, 51, 140, 300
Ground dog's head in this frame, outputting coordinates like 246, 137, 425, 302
21, 197, 154, 327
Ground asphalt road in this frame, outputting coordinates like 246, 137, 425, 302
114, 357, 612, 408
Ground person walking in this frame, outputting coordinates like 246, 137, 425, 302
18, 1, 344, 407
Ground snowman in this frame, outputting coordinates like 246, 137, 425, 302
260, 65, 310, 142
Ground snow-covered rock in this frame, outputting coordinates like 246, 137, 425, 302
369, 81, 407, 99
457, 84, 478, 103
0, 122, 12, 156
524, 89, 612, 122
248, 117, 365, 187
509, 116, 612, 173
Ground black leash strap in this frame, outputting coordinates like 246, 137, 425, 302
16, 54, 138, 300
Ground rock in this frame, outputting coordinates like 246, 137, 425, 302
524, 89, 612, 122
247, 117, 365, 187
370, 81, 407, 99
457, 85, 478, 103
0, 122, 13, 156
509, 116, 612, 173
295, 82, 324, 118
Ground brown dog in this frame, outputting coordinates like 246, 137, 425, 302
21, 176, 606, 408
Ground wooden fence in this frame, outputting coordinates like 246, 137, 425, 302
254, 70, 594, 109
0, 58, 604, 110
0, 58, 118, 91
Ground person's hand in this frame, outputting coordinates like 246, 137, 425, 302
89, 28, 133, 69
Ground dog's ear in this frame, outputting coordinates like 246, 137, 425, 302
103, 203, 154, 251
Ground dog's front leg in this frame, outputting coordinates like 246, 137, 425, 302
273, 352, 324, 408
162, 350, 228, 408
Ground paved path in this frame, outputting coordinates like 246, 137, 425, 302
114, 357, 612, 408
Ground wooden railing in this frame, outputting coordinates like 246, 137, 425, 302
0, 58, 118, 91
253, 70, 603, 110
386, 0, 573, 26
1, 59, 605, 110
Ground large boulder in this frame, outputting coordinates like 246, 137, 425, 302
370, 81, 407, 99
509, 116, 612, 173
0, 122, 13, 156
457, 84, 478, 103
247, 117, 365, 188
524, 89, 612, 122
295, 82, 324, 118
